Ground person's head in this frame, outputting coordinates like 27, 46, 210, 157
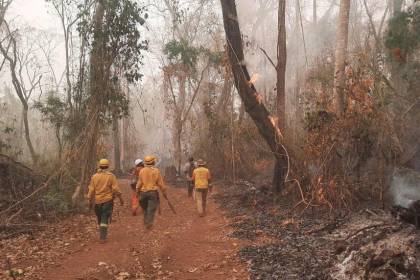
134, 158, 143, 167
189, 156, 194, 162
196, 159, 206, 167
144, 155, 156, 166
98, 158, 110, 170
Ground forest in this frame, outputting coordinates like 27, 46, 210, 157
0, 0, 420, 279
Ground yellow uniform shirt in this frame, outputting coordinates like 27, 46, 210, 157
192, 167, 211, 189
87, 170, 121, 204
136, 166, 166, 192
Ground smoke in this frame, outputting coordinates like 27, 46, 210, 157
390, 167, 420, 208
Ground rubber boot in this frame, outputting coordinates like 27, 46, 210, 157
99, 226, 108, 242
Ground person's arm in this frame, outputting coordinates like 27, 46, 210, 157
136, 171, 143, 194
191, 170, 196, 183
111, 175, 124, 206
87, 177, 95, 209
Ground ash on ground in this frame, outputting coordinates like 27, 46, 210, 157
213, 181, 420, 280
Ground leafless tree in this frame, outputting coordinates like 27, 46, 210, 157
47, 0, 94, 108
0, 23, 43, 164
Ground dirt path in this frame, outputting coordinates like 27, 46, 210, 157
34, 180, 248, 280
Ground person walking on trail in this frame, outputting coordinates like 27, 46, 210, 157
136, 155, 167, 229
87, 159, 124, 243
192, 159, 212, 217
130, 159, 144, 216
183, 157, 196, 197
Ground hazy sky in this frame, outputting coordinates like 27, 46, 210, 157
9, 0, 59, 32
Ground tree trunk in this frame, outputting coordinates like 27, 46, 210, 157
122, 84, 130, 170
220, 0, 288, 192
332, 0, 351, 116
55, 126, 63, 160
393, 0, 403, 14
0, 25, 38, 165
313, 0, 317, 25
113, 116, 122, 175
22, 106, 37, 164
73, 1, 105, 204
173, 118, 183, 174
277, 0, 287, 132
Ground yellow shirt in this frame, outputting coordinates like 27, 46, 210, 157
192, 167, 211, 189
87, 170, 121, 204
136, 166, 166, 192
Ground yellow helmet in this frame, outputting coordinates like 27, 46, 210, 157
99, 158, 110, 167
144, 155, 156, 165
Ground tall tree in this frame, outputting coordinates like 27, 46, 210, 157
332, 0, 351, 115
276, 0, 287, 132
0, 23, 41, 164
220, 0, 288, 192
73, 0, 147, 202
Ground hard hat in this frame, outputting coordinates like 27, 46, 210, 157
144, 155, 156, 165
99, 158, 110, 167
134, 159, 143, 166
197, 159, 206, 166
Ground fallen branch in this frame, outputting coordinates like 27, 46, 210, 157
0, 181, 50, 216
0, 223, 47, 230
5, 208, 23, 224
345, 223, 389, 240
305, 218, 344, 235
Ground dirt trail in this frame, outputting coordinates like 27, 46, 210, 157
36, 180, 248, 280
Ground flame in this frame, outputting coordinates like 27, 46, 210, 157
249, 73, 261, 84
255, 92, 263, 104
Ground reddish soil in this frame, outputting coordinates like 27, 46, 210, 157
30, 180, 248, 280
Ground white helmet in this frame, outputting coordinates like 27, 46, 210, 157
134, 159, 143, 166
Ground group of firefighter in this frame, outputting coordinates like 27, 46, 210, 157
86, 155, 211, 242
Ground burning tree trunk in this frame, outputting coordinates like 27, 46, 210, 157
220, 0, 288, 192
332, 0, 351, 116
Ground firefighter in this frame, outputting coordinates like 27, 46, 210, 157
192, 159, 212, 217
130, 159, 144, 216
183, 157, 196, 197
87, 159, 124, 243
136, 155, 167, 229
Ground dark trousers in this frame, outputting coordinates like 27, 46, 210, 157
187, 181, 194, 197
94, 200, 113, 240
139, 191, 159, 228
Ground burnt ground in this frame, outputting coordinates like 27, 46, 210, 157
213, 181, 420, 280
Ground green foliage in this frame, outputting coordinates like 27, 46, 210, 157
33, 94, 67, 131
77, 0, 148, 83
0, 102, 21, 157
385, 6, 420, 57
164, 39, 223, 72
0, 125, 13, 153
164, 39, 203, 70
